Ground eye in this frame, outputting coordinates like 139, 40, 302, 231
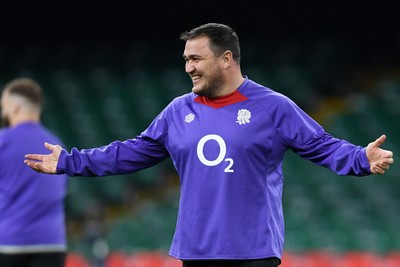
183, 56, 202, 64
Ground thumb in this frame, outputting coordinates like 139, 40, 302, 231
370, 134, 386, 148
44, 142, 55, 151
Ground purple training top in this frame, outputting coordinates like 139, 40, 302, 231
57, 78, 370, 260
0, 122, 68, 253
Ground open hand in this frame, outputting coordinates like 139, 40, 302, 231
366, 134, 394, 174
24, 142, 62, 174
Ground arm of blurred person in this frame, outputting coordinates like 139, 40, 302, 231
366, 134, 394, 174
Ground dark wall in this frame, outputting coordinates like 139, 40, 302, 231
1, 1, 399, 46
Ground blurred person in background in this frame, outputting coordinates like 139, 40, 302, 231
24, 23, 394, 267
0, 78, 68, 267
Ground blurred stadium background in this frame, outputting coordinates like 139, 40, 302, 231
1, 1, 399, 266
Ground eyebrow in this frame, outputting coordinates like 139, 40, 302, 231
183, 54, 198, 60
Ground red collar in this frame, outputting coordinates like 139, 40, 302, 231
194, 90, 248, 108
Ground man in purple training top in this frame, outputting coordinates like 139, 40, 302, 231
0, 78, 68, 267
25, 23, 394, 267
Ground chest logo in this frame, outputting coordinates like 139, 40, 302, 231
185, 113, 195, 123
236, 109, 251, 125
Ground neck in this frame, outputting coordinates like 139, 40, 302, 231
217, 72, 245, 97
11, 114, 40, 127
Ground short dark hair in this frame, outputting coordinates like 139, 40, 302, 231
3, 77, 43, 107
180, 23, 241, 63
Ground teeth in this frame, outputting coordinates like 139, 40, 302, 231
192, 75, 200, 81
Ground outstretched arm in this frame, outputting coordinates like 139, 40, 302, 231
24, 142, 62, 174
24, 137, 169, 177
366, 134, 394, 174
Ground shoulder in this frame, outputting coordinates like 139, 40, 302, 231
0, 128, 7, 138
169, 92, 194, 109
0, 128, 17, 157
0, 127, 13, 143
242, 79, 298, 111
0, 129, 8, 149
160, 92, 195, 116
143, 92, 194, 134
25, 123, 66, 148
41, 126, 65, 146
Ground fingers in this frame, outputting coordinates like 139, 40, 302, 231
23, 142, 61, 174
24, 160, 42, 172
33, 162, 44, 173
24, 159, 55, 174
371, 162, 388, 174
25, 142, 56, 160
378, 162, 390, 170
370, 158, 393, 175
25, 142, 61, 160
24, 154, 45, 161
385, 150, 394, 159
371, 166, 385, 175
383, 156, 394, 165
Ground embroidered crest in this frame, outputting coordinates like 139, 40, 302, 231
185, 113, 195, 123
236, 109, 251, 125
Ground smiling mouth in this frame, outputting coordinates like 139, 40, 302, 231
191, 75, 201, 82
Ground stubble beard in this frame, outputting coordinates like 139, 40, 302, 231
194, 69, 225, 98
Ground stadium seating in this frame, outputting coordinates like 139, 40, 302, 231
1, 41, 399, 265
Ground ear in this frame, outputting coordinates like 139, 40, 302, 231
11, 101, 21, 116
222, 50, 234, 69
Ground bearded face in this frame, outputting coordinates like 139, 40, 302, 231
193, 64, 226, 98
184, 37, 228, 98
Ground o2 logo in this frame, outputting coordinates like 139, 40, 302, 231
196, 134, 234, 173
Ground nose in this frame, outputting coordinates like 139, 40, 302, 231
185, 61, 195, 73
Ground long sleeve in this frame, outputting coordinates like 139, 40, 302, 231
271, 93, 371, 176
56, 135, 169, 176
293, 130, 371, 176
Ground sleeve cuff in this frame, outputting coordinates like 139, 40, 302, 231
360, 147, 372, 175
55, 149, 67, 174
